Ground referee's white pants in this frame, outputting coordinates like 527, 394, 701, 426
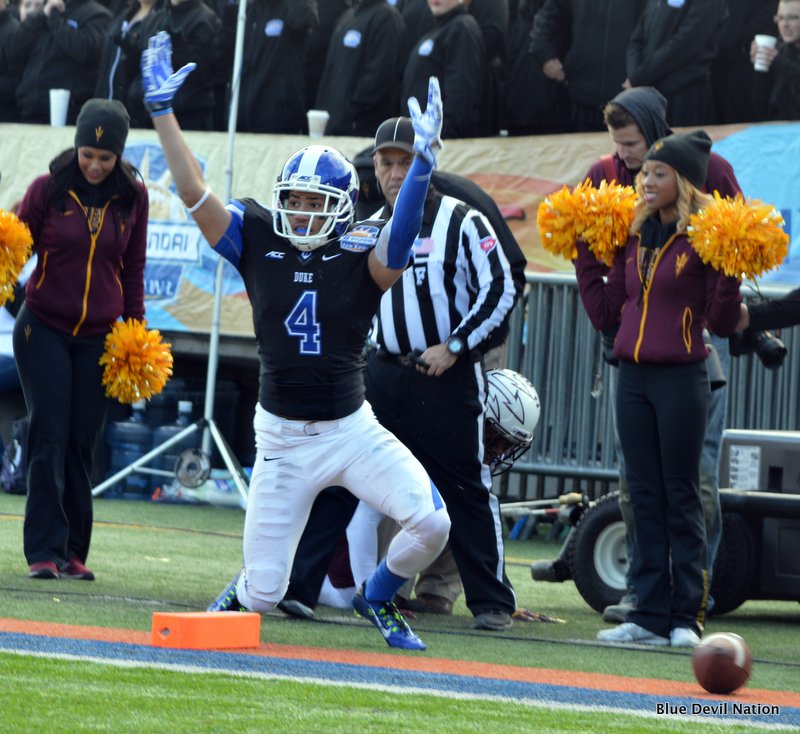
236, 402, 450, 612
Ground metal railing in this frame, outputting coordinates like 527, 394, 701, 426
499, 274, 798, 501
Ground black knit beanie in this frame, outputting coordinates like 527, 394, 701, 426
644, 130, 712, 189
74, 99, 130, 158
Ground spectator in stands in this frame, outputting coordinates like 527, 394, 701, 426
710, 0, 774, 124
575, 130, 742, 646
131, 0, 221, 131
305, 0, 352, 111
94, 0, 163, 110
216, 0, 316, 134
750, 0, 800, 121
20, 0, 46, 17
0, 0, 21, 122
402, 0, 484, 139
315, 0, 404, 137
529, 0, 644, 133
397, 0, 432, 64
4, 0, 112, 124
625, 0, 727, 126
502, 0, 568, 135
398, 0, 508, 136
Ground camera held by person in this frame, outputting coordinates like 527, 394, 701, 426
728, 329, 787, 369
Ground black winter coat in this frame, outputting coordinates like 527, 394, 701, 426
6, 0, 112, 123
529, 0, 644, 108
218, 0, 317, 133
402, 5, 484, 139
627, 0, 726, 96
316, 0, 404, 136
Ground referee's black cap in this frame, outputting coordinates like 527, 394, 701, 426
373, 117, 414, 154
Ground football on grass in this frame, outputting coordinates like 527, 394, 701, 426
692, 632, 753, 694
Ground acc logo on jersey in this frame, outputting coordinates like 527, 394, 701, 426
265, 250, 285, 259
479, 236, 497, 254
340, 224, 379, 252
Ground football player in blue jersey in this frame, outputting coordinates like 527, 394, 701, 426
140, 32, 451, 651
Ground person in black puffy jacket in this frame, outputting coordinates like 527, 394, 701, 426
625, 0, 727, 126
5, 0, 112, 123
402, 0, 484, 139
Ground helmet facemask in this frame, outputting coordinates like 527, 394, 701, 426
484, 418, 533, 476
272, 146, 358, 252
483, 369, 540, 476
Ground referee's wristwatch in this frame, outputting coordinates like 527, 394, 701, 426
445, 334, 467, 359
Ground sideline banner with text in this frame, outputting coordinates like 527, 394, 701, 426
0, 122, 797, 337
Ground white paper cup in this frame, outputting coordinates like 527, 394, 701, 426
49, 88, 71, 127
306, 109, 329, 138
753, 34, 778, 72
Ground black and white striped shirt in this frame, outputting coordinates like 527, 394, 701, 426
374, 190, 517, 355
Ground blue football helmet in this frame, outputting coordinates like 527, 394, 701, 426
272, 145, 359, 251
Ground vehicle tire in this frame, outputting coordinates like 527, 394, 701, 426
708, 512, 757, 616
568, 492, 628, 613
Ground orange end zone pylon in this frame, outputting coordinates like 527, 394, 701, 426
151, 611, 261, 650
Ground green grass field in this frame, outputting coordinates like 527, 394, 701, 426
1, 492, 798, 733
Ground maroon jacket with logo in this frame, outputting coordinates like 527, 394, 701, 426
17, 174, 147, 336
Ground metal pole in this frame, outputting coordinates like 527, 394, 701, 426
94, 0, 251, 501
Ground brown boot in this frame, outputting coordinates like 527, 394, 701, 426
402, 593, 453, 615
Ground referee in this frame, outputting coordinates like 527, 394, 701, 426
285, 117, 519, 630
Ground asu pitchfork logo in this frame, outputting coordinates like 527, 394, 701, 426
675, 252, 688, 277
95, 126, 104, 143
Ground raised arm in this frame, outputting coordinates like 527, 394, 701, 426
368, 76, 443, 291
141, 32, 230, 245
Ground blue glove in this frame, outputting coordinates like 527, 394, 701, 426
407, 76, 443, 168
141, 31, 197, 118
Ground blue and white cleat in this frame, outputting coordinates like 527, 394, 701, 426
353, 584, 426, 650
207, 573, 245, 612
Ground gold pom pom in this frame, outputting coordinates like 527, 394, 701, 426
537, 179, 636, 264
99, 318, 174, 404
0, 209, 34, 307
536, 182, 588, 261
580, 179, 637, 266
688, 193, 790, 279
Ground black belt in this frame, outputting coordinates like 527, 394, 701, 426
375, 349, 428, 368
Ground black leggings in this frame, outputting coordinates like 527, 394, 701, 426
13, 306, 108, 566
616, 360, 709, 637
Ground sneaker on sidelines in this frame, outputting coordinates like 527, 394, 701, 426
28, 561, 60, 579
353, 585, 426, 650
602, 590, 638, 624
597, 622, 669, 646
472, 610, 513, 631
277, 598, 315, 620
61, 557, 95, 581
670, 627, 701, 648
207, 574, 245, 612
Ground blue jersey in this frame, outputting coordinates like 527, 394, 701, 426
215, 198, 386, 419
